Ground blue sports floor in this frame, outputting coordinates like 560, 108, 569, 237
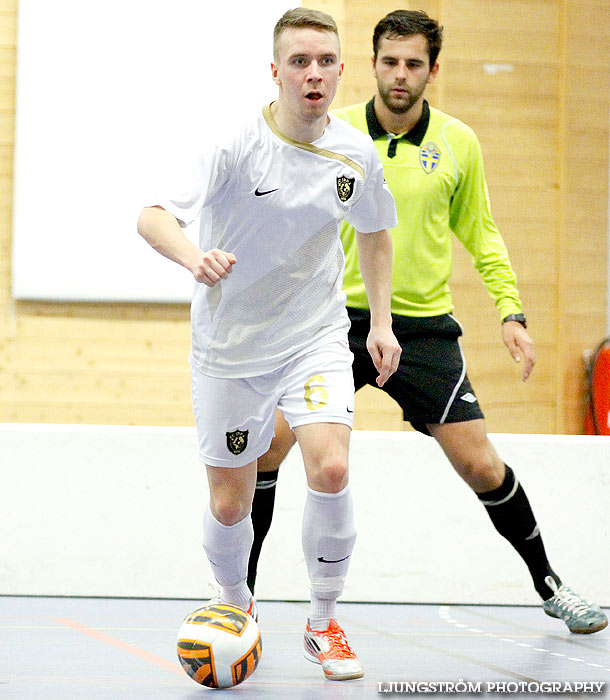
1, 597, 608, 699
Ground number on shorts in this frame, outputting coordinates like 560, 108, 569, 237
304, 375, 328, 410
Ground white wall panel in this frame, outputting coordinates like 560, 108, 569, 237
12, 0, 293, 301
2, 425, 608, 605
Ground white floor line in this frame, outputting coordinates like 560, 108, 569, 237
438, 605, 610, 674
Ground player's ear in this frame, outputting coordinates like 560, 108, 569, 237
271, 61, 280, 86
427, 61, 440, 84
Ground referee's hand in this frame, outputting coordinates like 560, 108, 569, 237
502, 322, 536, 381
366, 327, 402, 387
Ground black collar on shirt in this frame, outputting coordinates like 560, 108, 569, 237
365, 97, 430, 157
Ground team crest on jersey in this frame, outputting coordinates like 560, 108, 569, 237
336, 175, 355, 202
419, 141, 441, 173
226, 429, 248, 455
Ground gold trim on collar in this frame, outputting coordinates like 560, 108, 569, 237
262, 104, 365, 181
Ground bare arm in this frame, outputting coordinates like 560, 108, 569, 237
355, 229, 401, 387
137, 206, 235, 287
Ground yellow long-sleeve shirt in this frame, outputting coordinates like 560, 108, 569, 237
335, 99, 523, 320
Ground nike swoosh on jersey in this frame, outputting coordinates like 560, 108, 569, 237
254, 187, 279, 196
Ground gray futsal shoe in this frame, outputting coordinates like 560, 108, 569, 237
543, 576, 608, 634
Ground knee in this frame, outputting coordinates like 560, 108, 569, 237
210, 495, 250, 526
309, 457, 349, 493
454, 447, 504, 492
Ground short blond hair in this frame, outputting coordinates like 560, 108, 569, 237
273, 7, 339, 60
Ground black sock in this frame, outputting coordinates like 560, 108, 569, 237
247, 469, 279, 595
478, 464, 561, 600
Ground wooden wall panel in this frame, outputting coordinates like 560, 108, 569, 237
0, 0, 608, 434
0, 4, 14, 343
556, 0, 609, 433
441, 0, 561, 434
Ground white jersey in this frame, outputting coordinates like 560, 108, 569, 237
156, 104, 397, 378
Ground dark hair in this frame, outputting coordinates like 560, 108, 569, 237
273, 7, 339, 60
372, 10, 443, 66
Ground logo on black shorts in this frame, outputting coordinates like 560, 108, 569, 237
226, 429, 249, 455
336, 175, 355, 202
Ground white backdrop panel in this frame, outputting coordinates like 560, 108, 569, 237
12, 0, 294, 301
2, 425, 609, 605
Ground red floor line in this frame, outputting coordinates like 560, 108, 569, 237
53, 617, 184, 677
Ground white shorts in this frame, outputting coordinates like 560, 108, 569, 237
191, 340, 355, 467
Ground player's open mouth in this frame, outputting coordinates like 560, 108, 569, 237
306, 92, 323, 101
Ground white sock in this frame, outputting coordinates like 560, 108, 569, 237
202, 502, 253, 610
302, 484, 356, 631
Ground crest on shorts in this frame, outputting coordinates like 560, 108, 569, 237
226, 429, 248, 455
336, 175, 355, 202
419, 141, 441, 173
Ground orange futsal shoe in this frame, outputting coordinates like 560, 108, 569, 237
246, 598, 259, 624
303, 619, 364, 681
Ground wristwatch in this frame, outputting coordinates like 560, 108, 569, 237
502, 313, 527, 328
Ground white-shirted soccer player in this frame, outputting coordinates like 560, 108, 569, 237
137, 8, 400, 682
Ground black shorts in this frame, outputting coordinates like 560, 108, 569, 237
348, 307, 484, 435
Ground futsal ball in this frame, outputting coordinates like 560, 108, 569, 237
177, 603, 262, 688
